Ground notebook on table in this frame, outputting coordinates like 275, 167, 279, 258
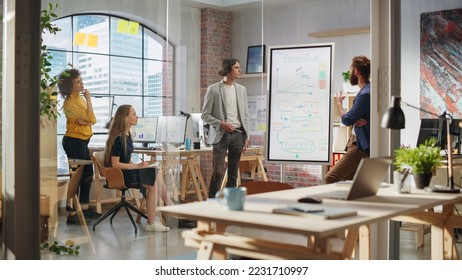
273, 204, 357, 220
315, 157, 392, 201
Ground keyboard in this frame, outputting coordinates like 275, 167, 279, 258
136, 147, 155, 150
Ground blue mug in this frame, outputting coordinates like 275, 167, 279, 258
216, 187, 247, 211
185, 138, 191, 150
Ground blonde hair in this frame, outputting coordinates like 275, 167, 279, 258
104, 104, 133, 167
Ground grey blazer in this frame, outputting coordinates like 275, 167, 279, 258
201, 80, 249, 145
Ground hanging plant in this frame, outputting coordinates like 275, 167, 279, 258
40, 3, 62, 120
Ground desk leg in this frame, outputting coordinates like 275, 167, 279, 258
197, 241, 215, 260
431, 222, 444, 260
358, 225, 370, 260
195, 221, 227, 260
188, 161, 204, 201
180, 163, 190, 202
194, 161, 208, 198
257, 157, 268, 181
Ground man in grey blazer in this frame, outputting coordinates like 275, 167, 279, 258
202, 58, 250, 198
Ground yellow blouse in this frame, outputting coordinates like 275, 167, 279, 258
63, 93, 96, 140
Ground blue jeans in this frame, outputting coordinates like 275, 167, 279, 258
62, 136, 93, 204
208, 131, 245, 198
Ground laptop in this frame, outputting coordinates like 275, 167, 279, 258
316, 157, 392, 200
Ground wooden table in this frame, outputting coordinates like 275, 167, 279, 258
158, 183, 462, 260
134, 147, 267, 202
134, 148, 211, 201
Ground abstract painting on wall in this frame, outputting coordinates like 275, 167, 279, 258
420, 8, 462, 118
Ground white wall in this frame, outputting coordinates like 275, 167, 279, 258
400, 0, 462, 147
233, 0, 371, 95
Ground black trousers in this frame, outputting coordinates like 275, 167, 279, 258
62, 136, 93, 204
209, 131, 245, 198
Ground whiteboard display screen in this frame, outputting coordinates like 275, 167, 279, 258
132, 117, 158, 143
156, 116, 187, 144
267, 43, 334, 164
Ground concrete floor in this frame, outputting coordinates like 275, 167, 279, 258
32, 206, 461, 260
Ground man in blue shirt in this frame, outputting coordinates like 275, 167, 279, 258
325, 55, 371, 183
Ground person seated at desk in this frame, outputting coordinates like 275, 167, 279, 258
105, 104, 174, 232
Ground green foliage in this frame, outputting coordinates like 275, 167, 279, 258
41, 239, 80, 255
342, 70, 350, 82
40, 3, 62, 120
393, 138, 443, 174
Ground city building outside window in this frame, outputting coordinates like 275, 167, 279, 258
43, 14, 174, 175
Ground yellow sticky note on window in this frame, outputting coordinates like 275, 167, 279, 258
87, 34, 98, 47
128, 21, 139, 35
74, 32, 86, 46
117, 19, 128, 34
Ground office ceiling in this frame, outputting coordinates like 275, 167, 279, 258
182, 0, 310, 11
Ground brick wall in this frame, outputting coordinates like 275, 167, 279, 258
199, 8, 233, 189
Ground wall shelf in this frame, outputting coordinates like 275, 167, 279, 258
240, 73, 267, 79
308, 26, 370, 38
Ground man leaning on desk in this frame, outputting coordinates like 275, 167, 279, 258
202, 57, 250, 198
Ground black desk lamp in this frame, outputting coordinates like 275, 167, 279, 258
104, 96, 118, 129
381, 96, 460, 193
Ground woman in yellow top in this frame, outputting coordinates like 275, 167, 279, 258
58, 68, 98, 224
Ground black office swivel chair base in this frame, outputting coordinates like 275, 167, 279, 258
92, 189, 148, 234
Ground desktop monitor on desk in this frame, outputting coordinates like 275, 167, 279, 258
190, 113, 204, 142
132, 117, 158, 147
417, 118, 462, 154
156, 116, 187, 145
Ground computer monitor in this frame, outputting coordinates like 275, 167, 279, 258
132, 117, 158, 145
417, 118, 462, 153
441, 118, 462, 154
190, 113, 204, 141
156, 116, 187, 144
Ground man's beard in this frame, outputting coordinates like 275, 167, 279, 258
350, 72, 359, 86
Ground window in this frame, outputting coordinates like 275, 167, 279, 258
43, 14, 174, 175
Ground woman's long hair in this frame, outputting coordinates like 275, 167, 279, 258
104, 104, 133, 167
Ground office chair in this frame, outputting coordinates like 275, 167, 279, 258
92, 152, 147, 233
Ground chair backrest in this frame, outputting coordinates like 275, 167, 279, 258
238, 181, 294, 195
92, 151, 126, 190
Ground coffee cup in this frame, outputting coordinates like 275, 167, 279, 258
216, 187, 247, 211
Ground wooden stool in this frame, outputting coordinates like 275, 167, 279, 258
67, 159, 96, 252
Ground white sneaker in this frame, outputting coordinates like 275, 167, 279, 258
145, 221, 170, 232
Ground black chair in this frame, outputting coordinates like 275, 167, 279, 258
92, 152, 147, 233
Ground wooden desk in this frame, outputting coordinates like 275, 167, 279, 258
158, 184, 462, 260
134, 148, 210, 201
380, 187, 462, 260
134, 147, 266, 202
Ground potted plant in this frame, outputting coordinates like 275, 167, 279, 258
393, 138, 443, 189
341, 69, 360, 94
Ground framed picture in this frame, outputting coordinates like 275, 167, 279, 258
246, 45, 266, 74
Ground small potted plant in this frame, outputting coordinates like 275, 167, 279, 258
393, 138, 443, 189
341, 69, 360, 94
